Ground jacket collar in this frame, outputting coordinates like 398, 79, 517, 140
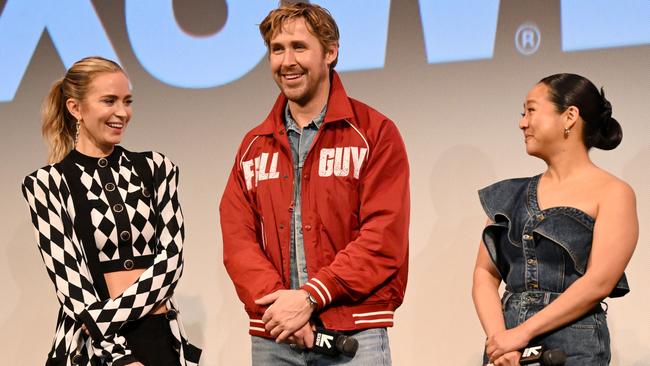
252, 71, 356, 137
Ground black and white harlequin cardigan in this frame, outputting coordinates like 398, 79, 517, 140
22, 146, 200, 366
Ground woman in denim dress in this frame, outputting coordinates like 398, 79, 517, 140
472, 74, 638, 366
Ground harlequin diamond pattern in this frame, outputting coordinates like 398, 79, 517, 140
22, 150, 193, 364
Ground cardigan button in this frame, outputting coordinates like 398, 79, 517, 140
123, 259, 134, 270
105, 182, 115, 192
71, 353, 83, 364
98, 158, 108, 168
166, 309, 178, 320
120, 231, 131, 241
142, 187, 151, 197
113, 203, 124, 213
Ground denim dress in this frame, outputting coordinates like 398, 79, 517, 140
478, 175, 629, 365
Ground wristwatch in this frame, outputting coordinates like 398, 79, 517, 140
306, 292, 318, 309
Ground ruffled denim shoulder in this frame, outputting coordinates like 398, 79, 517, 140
478, 175, 629, 298
478, 177, 531, 276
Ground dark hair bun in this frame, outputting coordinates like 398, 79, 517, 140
591, 115, 622, 150
589, 89, 622, 150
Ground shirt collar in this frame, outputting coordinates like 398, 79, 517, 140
284, 102, 327, 133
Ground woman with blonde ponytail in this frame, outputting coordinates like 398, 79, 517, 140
22, 57, 201, 366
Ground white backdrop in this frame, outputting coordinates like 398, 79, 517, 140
1, 1, 648, 365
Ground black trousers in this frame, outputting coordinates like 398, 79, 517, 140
119, 313, 181, 366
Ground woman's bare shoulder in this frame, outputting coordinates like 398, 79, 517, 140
590, 168, 636, 208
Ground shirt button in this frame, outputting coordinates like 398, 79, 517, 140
123, 259, 134, 270
120, 231, 131, 241
536, 214, 544, 221
113, 203, 124, 213
105, 182, 116, 192
97, 158, 108, 168
530, 282, 539, 289
304, 225, 312, 231
522, 234, 532, 240
279, 224, 285, 230
527, 258, 536, 265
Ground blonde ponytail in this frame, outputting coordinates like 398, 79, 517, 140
42, 79, 76, 163
41, 56, 125, 163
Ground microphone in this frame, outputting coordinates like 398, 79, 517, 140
312, 327, 358, 358
520, 344, 566, 365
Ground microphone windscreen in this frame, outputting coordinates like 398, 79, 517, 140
543, 349, 567, 366
337, 335, 359, 357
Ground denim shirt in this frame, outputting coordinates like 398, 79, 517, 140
478, 174, 629, 298
284, 103, 327, 289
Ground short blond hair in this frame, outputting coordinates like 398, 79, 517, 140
259, 2, 340, 69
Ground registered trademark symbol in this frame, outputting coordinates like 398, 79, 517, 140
515, 23, 541, 55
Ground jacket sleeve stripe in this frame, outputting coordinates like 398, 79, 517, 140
352, 310, 395, 317
260, 218, 267, 250
354, 318, 394, 325
311, 278, 332, 303
239, 136, 260, 168
344, 120, 370, 160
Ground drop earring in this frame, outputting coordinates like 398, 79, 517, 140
74, 120, 81, 146
564, 127, 570, 138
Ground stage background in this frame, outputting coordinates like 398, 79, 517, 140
1, 1, 647, 365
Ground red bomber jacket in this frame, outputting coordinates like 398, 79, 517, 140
220, 72, 410, 337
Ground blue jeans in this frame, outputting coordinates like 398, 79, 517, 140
252, 328, 391, 366
483, 291, 611, 366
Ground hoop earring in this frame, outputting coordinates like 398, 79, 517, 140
74, 120, 81, 146
564, 127, 570, 138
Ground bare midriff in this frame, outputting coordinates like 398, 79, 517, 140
104, 270, 167, 314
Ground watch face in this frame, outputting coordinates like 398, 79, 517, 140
308, 294, 317, 306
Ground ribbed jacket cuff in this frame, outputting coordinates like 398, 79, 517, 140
301, 277, 334, 310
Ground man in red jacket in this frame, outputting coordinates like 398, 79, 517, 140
220, 2, 410, 364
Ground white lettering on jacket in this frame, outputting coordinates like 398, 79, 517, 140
242, 152, 280, 190
318, 147, 367, 179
